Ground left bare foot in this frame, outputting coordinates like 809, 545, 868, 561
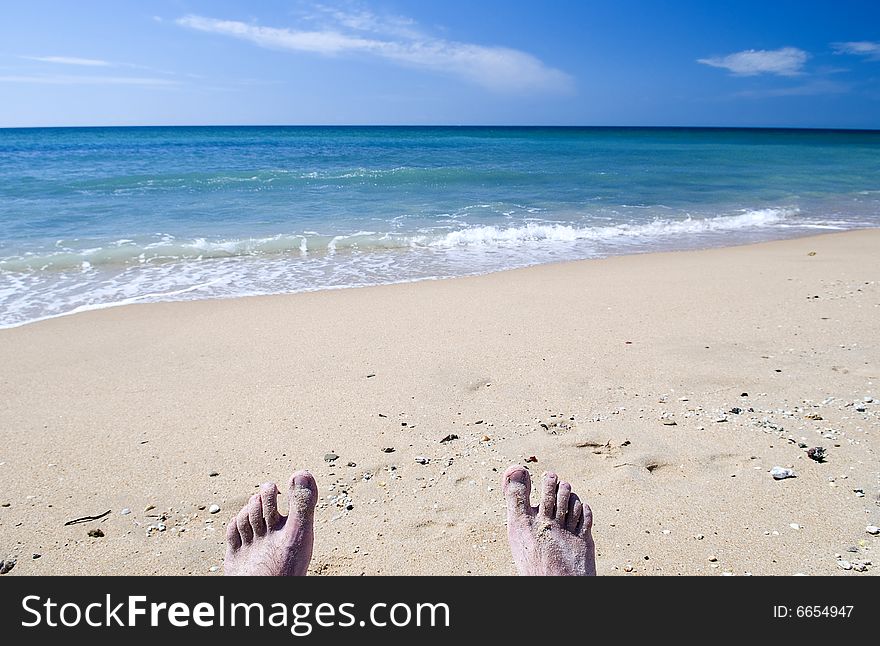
223, 470, 318, 576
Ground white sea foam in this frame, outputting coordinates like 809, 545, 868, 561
423, 207, 795, 248
0, 207, 798, 273
0, 205, 870, 329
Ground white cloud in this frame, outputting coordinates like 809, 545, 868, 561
176, 13, 572, 93
832, 41, 880, 61
20, 56, 112, 67
697, 47, 808, 76
22, 54, 182, 75
0, 75, 179, 86
307, 5, 422, 39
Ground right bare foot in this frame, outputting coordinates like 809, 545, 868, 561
502, 465, 596, 576
224, 470, 318, 576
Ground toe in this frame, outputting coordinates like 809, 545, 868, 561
287, 470, 318, 524
236, 507, 254, 544
225, 517, 242, 551
248, 494, 266, 536
579, 500, 594, 537
502, 465, 533, 518
555, 482, 572, 524
538, 472, 559, 519
567, 494, 583, 534
260, 482, 281, 529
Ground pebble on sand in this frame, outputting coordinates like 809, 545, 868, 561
867, 526, 880, 535
208, 504, 221, 514
381, 447, 395, 453
414, 457, 429, 465
770, 466, 796, 480
806, 447, 826, 462
439, 434, 459, 443
0, 558, 15, 574
88, 528, 105, 538
324, 453, 339, 463
120, 508, 131, 516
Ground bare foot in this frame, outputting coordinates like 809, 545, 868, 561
502, 465, 596, 576
224, 471, 318, 576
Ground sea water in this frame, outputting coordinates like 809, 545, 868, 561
1, 126, 878, 328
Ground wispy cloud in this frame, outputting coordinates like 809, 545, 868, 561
20, 55, 112, 67
832, 41, 880, 61
0, 75, 180, 86
306, 4, 422, 39
21, 54, 184, 77
697, 47, 808, 76
175, 12, 572, 93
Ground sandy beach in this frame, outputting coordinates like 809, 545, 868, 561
0, 229, 878, 576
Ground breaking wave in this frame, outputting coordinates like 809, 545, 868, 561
0, 207, 799, 273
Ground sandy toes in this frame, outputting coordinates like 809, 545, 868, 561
503, 466, 596, 576
224, 471, 318, 576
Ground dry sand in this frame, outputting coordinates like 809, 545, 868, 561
0, 230, 878, 576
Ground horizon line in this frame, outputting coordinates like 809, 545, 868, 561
2, 124, 879, 132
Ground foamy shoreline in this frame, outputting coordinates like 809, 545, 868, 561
0, 222, 870, 330
0, 229, 878, 576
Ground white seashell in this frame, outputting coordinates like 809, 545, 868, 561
770, 466, 795, 480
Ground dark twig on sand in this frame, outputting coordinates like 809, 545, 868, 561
64, 510, 111, 526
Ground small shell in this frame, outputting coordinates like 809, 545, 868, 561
770, 466, 796, 480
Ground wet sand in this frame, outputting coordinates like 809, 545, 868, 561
0, 229, 878, 575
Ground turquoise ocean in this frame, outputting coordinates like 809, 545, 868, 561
1, 126, 878, 328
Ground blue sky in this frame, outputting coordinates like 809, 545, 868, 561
1, 0, 878, 128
